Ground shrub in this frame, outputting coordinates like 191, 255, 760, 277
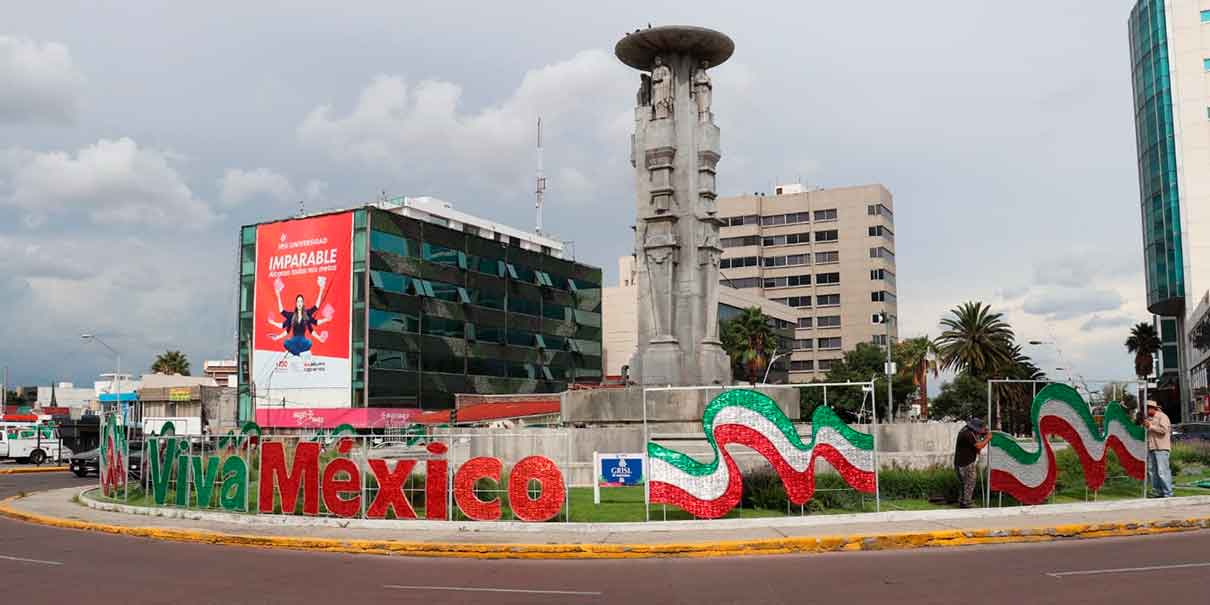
1173, 440, 1210, 466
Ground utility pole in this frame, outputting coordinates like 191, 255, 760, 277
883, 311, 895, 423
2, 366, 7, 413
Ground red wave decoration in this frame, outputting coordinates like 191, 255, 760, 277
990, 416, 1146, 505
650, 424, 876, 519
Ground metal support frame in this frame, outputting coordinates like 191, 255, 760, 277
984, 377, 1150, 508
641, 381, 881, 521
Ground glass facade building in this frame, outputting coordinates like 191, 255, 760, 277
1129, 0, 1185, 316
237, 206, 603, 420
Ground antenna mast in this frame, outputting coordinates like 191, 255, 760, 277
535, 117, 546, 234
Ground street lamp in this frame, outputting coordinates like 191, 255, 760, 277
762, 350, 790, 384
81, 334, 123, 419
880, 311, 895, 422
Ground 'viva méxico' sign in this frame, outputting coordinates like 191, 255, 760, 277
143, 436, 567, 522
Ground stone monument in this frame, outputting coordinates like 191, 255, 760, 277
615, 26, 734, 386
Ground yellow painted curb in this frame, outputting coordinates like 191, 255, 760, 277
0, 466, 68, 475
1, 493, 1208, 560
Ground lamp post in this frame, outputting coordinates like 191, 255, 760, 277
81, 334, 123, 423
881, 311, 895, 423
761, 350, 790, 384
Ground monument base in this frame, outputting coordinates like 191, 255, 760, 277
640, 340, 684, 386
697, 340, 731, 386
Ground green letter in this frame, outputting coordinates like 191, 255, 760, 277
150, 438, 181, 505
220, 456, 248, 512
190, 455, 221, 509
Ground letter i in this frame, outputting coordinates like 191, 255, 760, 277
425, 442, 448, 520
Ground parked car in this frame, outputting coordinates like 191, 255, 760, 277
69, 442, 143, 479
1173, 422, 1210, 442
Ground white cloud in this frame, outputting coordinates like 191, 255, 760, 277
296, 50, 633, 201
1022, 287, 1124, 321
1081, 314, 1135, 333
0, 138, 216, 228
219, 168, 297, 206
0, 35, 84, 124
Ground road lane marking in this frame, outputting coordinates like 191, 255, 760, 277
1047, 562, 1210, 578
384, 585, 601, 596
0, 554, 63, 566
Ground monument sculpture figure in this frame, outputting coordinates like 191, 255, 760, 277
615, 25, 735, 386
651, 56, 673, 120
693, 61, 712, 122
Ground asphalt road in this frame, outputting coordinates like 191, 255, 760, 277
2, 472, 1209, 604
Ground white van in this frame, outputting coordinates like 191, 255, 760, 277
0, 423, 70, 465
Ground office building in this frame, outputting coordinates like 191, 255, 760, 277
236, 196, 603, 427
715, 183, 899, 381
1127, 0, 1210, 419
602, 256, 797, 383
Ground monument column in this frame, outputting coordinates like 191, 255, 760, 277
617, 26, 734, 386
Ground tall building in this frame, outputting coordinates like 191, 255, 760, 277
716, 184, 898, 381
236, 196, 603, 428
1127, 0, 1210, 419
602, 256, 798, 383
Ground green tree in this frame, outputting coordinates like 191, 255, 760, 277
929, 374, 988, 421
720, 307, 776, 384
936, 302, 1015, 379
895, 336, 940, 417
800, 343, 914, 420
151, 350, 191, 376
1124, 322, 1161, 380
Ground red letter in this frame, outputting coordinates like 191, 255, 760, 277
322, 458, 362, 518
509, 456, 566, 522
258, 441, 320, 514
425, 442, 448, 520
366, 459, 417, 519
453, 456, 502, 521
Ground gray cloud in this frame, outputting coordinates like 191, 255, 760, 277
0, 138, 217, 228
1023, 288, 1124, 321
1081, 314, 1135, 333
0, 1, 1153, 388
0, 35, 83, 124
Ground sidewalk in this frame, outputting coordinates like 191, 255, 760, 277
3, 488, 1209, 559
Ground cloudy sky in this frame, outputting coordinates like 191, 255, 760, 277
2, 1, 1147, 389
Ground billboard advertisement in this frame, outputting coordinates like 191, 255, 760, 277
252, 212, 353, 400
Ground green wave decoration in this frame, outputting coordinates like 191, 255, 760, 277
647, 389, 873, 477
991, 383, 1144, 465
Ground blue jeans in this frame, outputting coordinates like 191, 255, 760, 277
1148, 450, 1173, 497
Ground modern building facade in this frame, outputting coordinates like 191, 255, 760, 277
237, 197, 603, 427
1127, 0, 1210, 419
603, 256, 797, 383
715, 184, 899, 381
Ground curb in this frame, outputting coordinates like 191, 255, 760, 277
2, 493, 1209, 559
0, 466, 68, 475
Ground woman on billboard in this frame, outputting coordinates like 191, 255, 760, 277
267, 275, 335, 356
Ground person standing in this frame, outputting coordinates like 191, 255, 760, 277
954, 418, 992, 508
1143, 400, 1173, 498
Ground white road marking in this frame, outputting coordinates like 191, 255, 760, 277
384, 584, 601, 596
0, 554, 63, 566
1047, 562, 1210, 578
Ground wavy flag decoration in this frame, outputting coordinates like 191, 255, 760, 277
989, 384, 1146, 505
648, 389, 876, 519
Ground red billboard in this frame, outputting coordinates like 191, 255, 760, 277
252, 212, 354, 396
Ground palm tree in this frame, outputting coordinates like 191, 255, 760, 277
151, 350, 191, 376
1124, 322, 1160, 380
936, 302, 1015, 379
895, 336, 940, 418
997, 344, 1046, 433
720, 307, 776, 384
